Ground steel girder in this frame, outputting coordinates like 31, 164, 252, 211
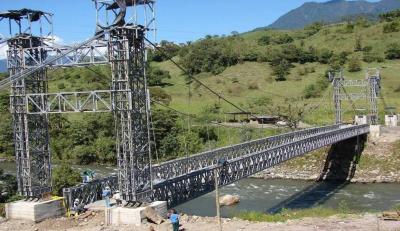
109, 27, 152, 202
8, 36, 52, 197
152, 124, 369, 207
62, 176, 118, 209
5, 40, 109, 69
152, 124, 342, 181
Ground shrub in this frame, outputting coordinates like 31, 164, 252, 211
52, 164, 81, 196
383, 21, 400, 33
258, 35, 271, 46
272, 59, 291, 81
248, 82, 259, 90
304, 78, 329, 99
348, 56, 362, 72
273, 34, 294, 45
385, 43, 400, 59
57, 83, 66, 89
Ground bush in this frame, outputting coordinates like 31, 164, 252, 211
52, 164, 81, 196
248, 82, 259, 90
57, 83, 66, 89
273, 34, 294, 45
383, 21, 400, 33
258, 35, 271, 46
304, 78, 329, 99
348, 56, 362, 72
385, 43, 400, 59
272, 59, 291, 81
0, 169, 18, 203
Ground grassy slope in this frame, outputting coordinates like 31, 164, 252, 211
154, 22, 400, 126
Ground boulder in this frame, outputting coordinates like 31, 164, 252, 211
143, 206, 165, 224
219, 195, 240, 206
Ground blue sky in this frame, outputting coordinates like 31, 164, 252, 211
0, 0, 380, 45
0, 0, 336, 44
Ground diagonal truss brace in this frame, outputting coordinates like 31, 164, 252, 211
25, 90, 130, 114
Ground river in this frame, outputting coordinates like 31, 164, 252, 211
1, 162, 399, 217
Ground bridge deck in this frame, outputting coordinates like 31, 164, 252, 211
63, 124, 369, 208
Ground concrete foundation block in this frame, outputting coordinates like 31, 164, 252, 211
370, 125, 381, 138
5, 199, 65, 222
106, 201, 167, 226
385, 115, 398, 127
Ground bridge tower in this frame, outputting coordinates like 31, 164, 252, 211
1, 10, 54, 197
94, 0, 156, 202
331, 68, 380, 125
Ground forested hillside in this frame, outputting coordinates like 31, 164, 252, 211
1, 11, 400, 165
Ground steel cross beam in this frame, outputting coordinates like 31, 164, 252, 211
25, 90, 116, 114
152, 124, 342, 181
151, 124, 369, 207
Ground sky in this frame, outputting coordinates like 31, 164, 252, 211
0, 0, 379, 58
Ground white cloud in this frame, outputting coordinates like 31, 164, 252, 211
0, 44, 8, 60
46, 35, 64, 45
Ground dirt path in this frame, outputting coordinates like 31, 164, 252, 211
1, 212, 399, 231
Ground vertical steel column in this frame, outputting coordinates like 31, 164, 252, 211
109, 27, 151, 202
333, 77, 342, 124
368, 76, 379, 125
8, 36, 51, 197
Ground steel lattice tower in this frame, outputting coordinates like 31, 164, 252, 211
4, 11, 53, 197
332, 69, 380, 125
109, 27, 152, 201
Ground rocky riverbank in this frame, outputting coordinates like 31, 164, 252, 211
253, 127, 400, 183
1, 211, 399, 231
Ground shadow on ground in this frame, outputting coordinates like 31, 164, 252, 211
267, 135, 367, 213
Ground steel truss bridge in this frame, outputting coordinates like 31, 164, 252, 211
1, 1, 373, 209
63, 124, 369, 208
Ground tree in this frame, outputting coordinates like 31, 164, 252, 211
0, 169, 18, 203
385, 43, 400, 59
354, 34, 363, 52
148, 67, 171, 87
268, 98, 309, 129
52, 164, 81, 196
150, 87, 172, 106
272, 59, 291, 81
348, 56, 362, 72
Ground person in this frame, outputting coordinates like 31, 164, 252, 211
102, 186, 111, 208
113, 190, 122, 206
167, 208, 179, 231
72, 198, 85, 215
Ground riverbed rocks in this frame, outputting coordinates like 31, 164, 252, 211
219, 195, 240, 206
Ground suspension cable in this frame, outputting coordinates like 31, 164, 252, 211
144, 37, 259, 120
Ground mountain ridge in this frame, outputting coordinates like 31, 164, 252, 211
264, 0, 400, 30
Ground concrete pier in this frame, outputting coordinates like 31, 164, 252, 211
105, 201, 167, 226
5, 198, 65, 222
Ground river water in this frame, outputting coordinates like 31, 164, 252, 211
1, 162, 399, 217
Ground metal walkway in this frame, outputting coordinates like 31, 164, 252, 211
63, 124, 369, 208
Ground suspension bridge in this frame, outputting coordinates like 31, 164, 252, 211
0, 0, 380, 214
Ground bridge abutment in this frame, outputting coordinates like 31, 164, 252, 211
5, 198, 65, 222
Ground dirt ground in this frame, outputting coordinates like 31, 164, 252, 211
1, 212, 400, 231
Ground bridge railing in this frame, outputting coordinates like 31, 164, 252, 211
152, 124, 369, 207
152, 124, 342, 180
62, 175, 118, 209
